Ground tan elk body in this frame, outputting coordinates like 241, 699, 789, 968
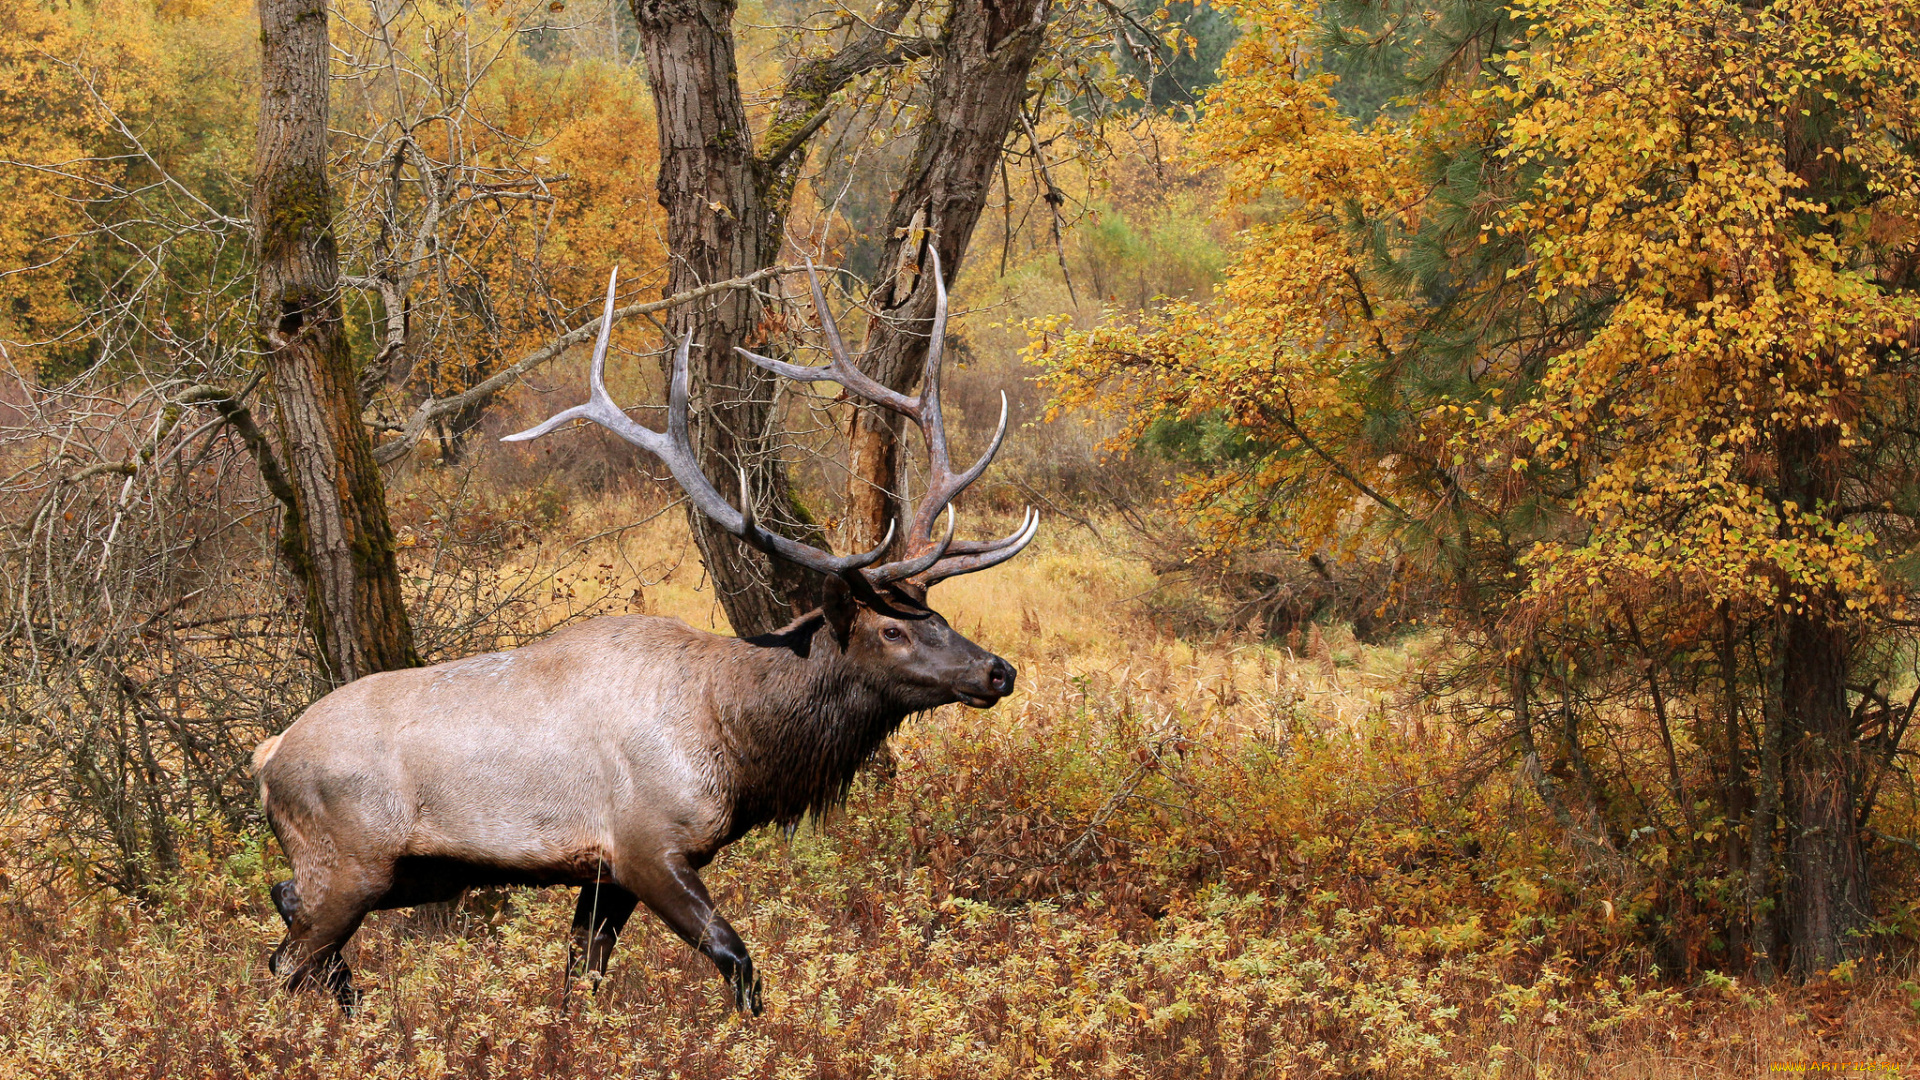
254, 255, 1035, 1013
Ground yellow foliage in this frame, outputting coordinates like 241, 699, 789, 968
1037, 0, 1920, 624
1032, 0, 1920, 969
1483, 0, 1920, 619
1, 0, 256, 365
2, 498, 1915, 1076
327, 0, 669, 407
0, 0, 114, 349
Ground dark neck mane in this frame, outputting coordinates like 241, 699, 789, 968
718, 611, 906, 830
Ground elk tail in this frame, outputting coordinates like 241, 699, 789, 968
252, 734, 283, 775
252, 735, 283, 801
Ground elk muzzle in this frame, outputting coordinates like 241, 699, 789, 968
957, 654, 1017, 708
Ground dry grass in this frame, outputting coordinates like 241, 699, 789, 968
3, 495, 1917, 1078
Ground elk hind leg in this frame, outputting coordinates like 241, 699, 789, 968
269, 863, 388, 1012
568, 882, 640, 980
625, 855, 760, 1016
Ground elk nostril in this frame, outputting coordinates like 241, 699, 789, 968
988, 658, 1015, 694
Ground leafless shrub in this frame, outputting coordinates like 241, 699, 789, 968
330, 0, 574, 450
0, 364, 302, 899
0, 0, 657, 899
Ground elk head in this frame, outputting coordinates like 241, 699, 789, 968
504, 250, 1035, 710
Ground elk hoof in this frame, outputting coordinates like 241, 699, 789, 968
732, 966, 762, 1016
270, 879, 300, 927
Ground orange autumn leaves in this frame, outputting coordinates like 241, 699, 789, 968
1483, 0, 1920, 622
0, 0, 668, 391
1038, 0, 1920, 630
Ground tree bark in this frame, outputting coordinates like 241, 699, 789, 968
255, 0, 419, 686
628, 0, 926, 634
1718, 608, 1751, 965
1783, 606, 1869, 972
629, 0, 820, 634
1776, 422, 1871, 974
1767, 79, 1876, 977
1747, 614, 1788, 981
844, 0, 1053, 551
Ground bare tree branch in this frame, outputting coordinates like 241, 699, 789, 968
371, 264, 807, 464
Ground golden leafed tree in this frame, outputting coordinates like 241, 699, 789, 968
1041, 0, 1920, 976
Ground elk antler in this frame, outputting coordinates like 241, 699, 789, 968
737, 248, 1038, 587
503, 267, 900, 585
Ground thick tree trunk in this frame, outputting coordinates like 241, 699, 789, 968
1768, 87, 1875, 976
629, 0, 821, 635
844, 0, 1053, 551
255, 0, 419, 686
628, 0, 924, 634
1783, 605, 1870, 971
628, 0, 1041, 626
1776, 423, 1871, 973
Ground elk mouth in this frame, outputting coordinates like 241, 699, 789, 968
954, 657, 1016, 708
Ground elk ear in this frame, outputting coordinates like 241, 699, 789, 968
822, 575, 861, 647
887, 581, 930, 609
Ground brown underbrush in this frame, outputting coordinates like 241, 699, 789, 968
2, 496, 1916, 1078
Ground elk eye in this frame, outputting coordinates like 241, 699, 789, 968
881, 626, 904, 642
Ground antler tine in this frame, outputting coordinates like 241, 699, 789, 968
900, 249, 1015, 553
587, 266, 618, 402
731, 255, 1040, 592
916, 507, 1041, 587
907, 388, 1009, 542
939, 506, 1037, 557
506, 275, 895, 582
920, 246, 951, 477
504, 267, 637, 447
726, 460, 899, 577
861, 505, 957, 585
622, 329, 751, 538
735, 261, 919, 418
736, 466, 755, 535
659, 328, 897, 577
861, 404, 1010, 587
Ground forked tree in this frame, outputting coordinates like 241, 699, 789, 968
630, 0, 1055, 635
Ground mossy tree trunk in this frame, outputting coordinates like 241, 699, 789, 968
842, 0, 1052, 554
629, 0, 924, 635
254, 0, 419, 686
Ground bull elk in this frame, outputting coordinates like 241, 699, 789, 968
252, 253, 1036, 1014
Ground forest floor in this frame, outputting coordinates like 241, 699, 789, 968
1, 489, 1916, 1078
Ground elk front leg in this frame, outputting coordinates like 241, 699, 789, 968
625, 854, 761, 1016
569, 882, 640, 979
